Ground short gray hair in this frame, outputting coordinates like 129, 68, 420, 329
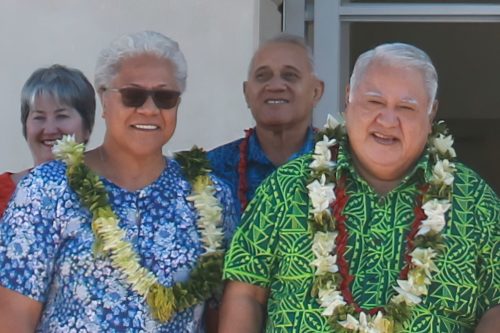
20, 64, 96, 139
95, 31, 188, 93
248, 33, 316, 77
349, 43, 438, 113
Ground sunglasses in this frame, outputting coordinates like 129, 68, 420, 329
105, 87, 181, 109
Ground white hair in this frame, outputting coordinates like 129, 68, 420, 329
349, 43, 438, 114
95, 31, 187, 93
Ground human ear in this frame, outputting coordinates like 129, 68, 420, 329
429, 100, 438, 122
312, 79, 325, 105
243, 81, 250, 108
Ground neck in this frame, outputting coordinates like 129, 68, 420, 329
85, 144, 165, 191
350, 154, 405, 196
255, 124, 310, 166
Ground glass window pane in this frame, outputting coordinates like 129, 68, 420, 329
346, 0, 500, 3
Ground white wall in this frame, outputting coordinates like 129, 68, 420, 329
0, 0, 281, 172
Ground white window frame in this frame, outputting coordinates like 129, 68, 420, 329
283, 0, 500, 125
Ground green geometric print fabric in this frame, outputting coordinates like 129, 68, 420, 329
223, 143, 499, 333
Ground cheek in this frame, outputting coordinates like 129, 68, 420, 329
25, 123, 40, 142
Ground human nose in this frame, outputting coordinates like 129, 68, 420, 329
265, 76, 286, 91
136, 95, 160, 115
376, 107, 399, 127
42, 118, 59, 134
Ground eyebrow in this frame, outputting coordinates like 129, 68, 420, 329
253, 64, 301, 73
32, 108, 68, 114
364, 91, 419, 105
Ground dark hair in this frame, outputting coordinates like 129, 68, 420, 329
20, 64, 96, 138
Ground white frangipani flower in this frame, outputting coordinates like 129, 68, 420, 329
312, 231, 337, 257
433, 134, 456, 158
307, 174, 335, 214
325, 114, 341, 130
393, 279, 422, 305
418, 199, 451, 235
339, 314, 361, 330
432, 159, 455, 186
318, 288, 346, 316
410, 248, 439, 277
310, 135, 337, 170
311, 253, 338, 275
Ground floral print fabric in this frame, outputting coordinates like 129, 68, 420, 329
0, 159, 236, 332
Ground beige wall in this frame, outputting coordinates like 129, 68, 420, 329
0, 0, 281, 172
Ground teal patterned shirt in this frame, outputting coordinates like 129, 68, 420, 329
223, 141, 499, 332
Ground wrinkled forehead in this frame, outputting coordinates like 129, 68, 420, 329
248, 42, 312, 75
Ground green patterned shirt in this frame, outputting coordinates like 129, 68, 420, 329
223, 141, 499, 332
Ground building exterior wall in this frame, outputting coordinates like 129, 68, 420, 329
0, 0, 280, 172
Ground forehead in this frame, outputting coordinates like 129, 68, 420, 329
114, 54, 178, 87
250, 42, 312, 73
356, 61, 429, 102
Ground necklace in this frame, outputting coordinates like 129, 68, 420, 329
53, 136, 225, 323
308, 116, 456, 332
237, 128, 253, 212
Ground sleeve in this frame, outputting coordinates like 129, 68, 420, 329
223, 172, 286, 288
474, 179, 500, 318
0, 167, 64, 302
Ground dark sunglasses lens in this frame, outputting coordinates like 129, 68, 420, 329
120, 88, 148, 108
153, 90, 180, 109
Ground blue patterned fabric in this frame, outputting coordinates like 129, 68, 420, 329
207, 127, 315, 218
0, 158, 237, 332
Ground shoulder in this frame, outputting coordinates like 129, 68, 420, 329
453, 162, 498, 199
253, 153, 312, 201
207, 138, 244, 162
0, 172, 15, 187
451, 162, 499, 230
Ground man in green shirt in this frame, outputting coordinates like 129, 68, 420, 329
219, 43, 499, 332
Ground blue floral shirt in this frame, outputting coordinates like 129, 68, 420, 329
207, 127, 315, 218
0, 158, 237, 332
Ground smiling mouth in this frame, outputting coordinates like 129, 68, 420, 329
372, 132, 398, 145
132, 124, 159, 130
42, 139, 60, 147
265, 99, 289, 105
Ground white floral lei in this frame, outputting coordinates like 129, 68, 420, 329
53, 135, 225, 322
308, 115, 456, 332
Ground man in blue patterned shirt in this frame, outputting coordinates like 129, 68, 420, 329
207, 33, 324, 219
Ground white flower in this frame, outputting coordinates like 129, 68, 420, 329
339, 314, 360, 330
307, 174, 335, 214
417, 199, 451, 235
393, 279, 422, 305
433, 134, 456, 158
312, 231, 337, 257
311, 253, 338, 275
432, 159, 455, 186
188, 184, 224, 253
310, 135, 336, 170
325, 114, 340, 130
318, 288, 346, 316
52, 134, 85, 166
370, 312, 393, 333
410, 248, 439, 277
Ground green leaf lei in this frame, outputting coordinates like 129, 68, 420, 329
53, 136, 225, 322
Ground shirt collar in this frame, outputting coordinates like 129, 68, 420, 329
249, 126, 315, 165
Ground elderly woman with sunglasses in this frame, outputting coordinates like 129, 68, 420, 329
0, 31, 236, 332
